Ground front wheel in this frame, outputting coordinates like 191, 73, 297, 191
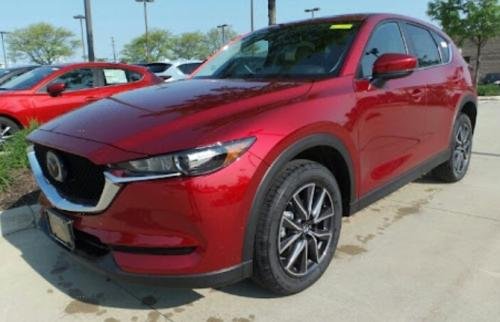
433, 113, 473, 182
252, 160, 342, 295
0, 117, 20, 145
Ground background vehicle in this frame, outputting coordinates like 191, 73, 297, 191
0, 62, 161, 142
481, 73, 500, 85
0, 65, 38, 86
139, 60, 203, 81
28, 14, 476, 295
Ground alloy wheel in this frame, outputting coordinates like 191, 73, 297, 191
453, 121, 472, 176
0, 123, 14, 145
278, 183, 335, 277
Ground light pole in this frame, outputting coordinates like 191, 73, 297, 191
111, 37, 117, 62
305, 7, 320, 19
135, 0, 154, 62
84, 0, 95, 61
250, 0, 254, 32
217, 24, 229, 45
0, 31, 8, 68
73, 15, 87, 61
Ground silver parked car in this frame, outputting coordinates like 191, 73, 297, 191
138, 60, 203, 82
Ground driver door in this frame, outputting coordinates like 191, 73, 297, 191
30, 68, 99, 123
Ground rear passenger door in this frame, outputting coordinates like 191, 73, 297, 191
355, 21, 428, 195
402, 23, 456, 156
90, 67, 146, 101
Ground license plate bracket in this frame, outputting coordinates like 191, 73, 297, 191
46, 209, 75, 250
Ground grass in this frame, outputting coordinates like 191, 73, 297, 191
0, 123, 38, 192
478, 84, 500, 97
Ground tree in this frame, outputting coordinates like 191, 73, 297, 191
427, 0, 500, 85
121, 29, 175, 63
7, 23, 79, 65
173, 32, 210, 60
268, 0, 277, 25
205, 27, 238, 55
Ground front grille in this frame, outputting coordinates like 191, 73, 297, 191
34, 144, 105, 206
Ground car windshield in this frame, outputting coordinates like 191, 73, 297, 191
0, 66, 59, 90
194, 22, 360, 80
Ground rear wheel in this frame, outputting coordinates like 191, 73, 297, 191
433, 113, 473, 182
252, 160, 342, 295
0, 117, 20, 145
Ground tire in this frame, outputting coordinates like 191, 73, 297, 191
0, 117, 21, 145
433, 113, 473, 182
252, 159, 342, 295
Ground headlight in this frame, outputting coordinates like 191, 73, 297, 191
108, 137, 256, 180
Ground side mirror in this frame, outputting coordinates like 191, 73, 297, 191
372, 53, 418, 80
47, 82, 66, 97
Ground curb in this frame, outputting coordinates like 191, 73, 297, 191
479, 96, 500, 101
0, 204, 41, 236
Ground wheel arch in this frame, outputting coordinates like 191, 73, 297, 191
242, 133, 356, 262
0, 113, 23, 129
453, 94, 478, 131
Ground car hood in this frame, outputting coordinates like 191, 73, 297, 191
38, 78, 312, 156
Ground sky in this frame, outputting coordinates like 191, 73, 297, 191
0, 0, 433, 63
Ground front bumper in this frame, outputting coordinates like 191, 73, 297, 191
39, 212, 252, 288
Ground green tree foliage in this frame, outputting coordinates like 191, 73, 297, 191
173, 32, 210, 60
121, 29, 175, 63
427, 0, 500, 84
204, 27, 238, 56
7, 23, 79, 65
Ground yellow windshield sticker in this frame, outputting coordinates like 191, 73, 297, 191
330, 23, 353, 30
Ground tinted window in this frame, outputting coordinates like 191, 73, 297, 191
146, 63, 172, 73
433, 32, 451, 63
177, 63, 202, 75
52, 68, 95, 90
126, 70, 143, 82
195, 22, 360, 79
0, 66, 59, 90
405, 24, 441, 67
360, 22, 406, 78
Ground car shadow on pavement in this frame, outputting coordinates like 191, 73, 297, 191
0, 193, 275, 313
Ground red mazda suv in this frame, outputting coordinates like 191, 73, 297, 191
0, 62, 161, 144
28, 14, 476, 294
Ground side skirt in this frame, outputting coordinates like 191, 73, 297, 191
349, 149, 451, 214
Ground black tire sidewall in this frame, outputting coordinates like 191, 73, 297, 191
256, 161, 342, 294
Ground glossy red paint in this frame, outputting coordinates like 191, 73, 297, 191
29, 14, 476, 280
372, 53, 418, 76
0, 62, 161, 127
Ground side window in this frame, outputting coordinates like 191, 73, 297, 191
405, 24, 441, 67
52, 68, 95, 91
126, 70, 143, 82
177, 63, 202, 75
102, 68, 143, 85
433, 32, 451, 64
360, 22, 406, 78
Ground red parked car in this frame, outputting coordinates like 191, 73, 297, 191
0, 62, 161, 143
28, 14, 476, 294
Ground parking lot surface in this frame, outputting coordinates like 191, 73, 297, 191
1, 100, 499, 322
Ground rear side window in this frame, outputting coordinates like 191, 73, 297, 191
405, 24, 441, 67
360, 22, 407, 78
146, 63, 172, 73
177, 63, 202, 75
101, 68, 143, 85
433, 32, 451, 64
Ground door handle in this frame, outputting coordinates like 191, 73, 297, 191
410, 89, 424, 101
85, 96, 99, 102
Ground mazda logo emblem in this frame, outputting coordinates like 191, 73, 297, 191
46, 151, 67, 183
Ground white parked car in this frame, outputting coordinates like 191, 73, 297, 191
138, 60, 204, 82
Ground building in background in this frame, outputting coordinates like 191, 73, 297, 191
461, 37, 500, 82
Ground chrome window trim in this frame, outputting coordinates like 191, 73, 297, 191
28, 150, 121, 214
